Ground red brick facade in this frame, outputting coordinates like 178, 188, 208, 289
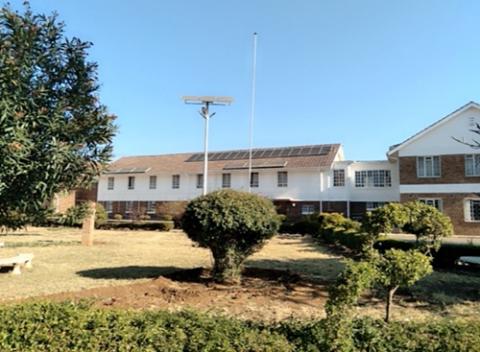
399, 155, 480, 184
401, 193, 480, 236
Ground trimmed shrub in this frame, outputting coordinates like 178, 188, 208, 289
182, 190, 281, 284
113, 213, 123, 220
95, 203, 108, 226
96, 220, 174, 232
0, 302, 480, 352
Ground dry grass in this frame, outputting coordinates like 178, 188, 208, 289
0, 227, 342, 302
0, 227, 479, 322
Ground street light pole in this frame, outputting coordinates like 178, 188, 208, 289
183, 96, 233, 196
200, 103, 215, 195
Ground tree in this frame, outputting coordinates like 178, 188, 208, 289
182, 190, 281, 284
376, 249, 432, 322
326, 249, 432, 323
402, 201, 453, 253
0, 3, 116, 230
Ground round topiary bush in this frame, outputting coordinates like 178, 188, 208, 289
182, 190, 281, 284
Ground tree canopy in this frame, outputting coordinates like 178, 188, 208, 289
0, 3, 116, 229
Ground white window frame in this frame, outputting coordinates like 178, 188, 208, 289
125, 201, 133, 214
172, 174, 180, 189
465, 199, 480, 222
277, 171, 288, 187
196, 174, 203, 189
366, 202, 386, 212
355, 170, 392, 188
417, 156, 441, 178
149, 175, 157, 189
147, 201, 156, 214
301, 204, 315, 215
105, 201, 113, 214
333, 169, 345, 187
128, 176, 135, 190
250, 172, 259, 188
419, 198, 443, 212
107, 177, 115, 190
222, 173, 231, 188
465, 154, 480, 177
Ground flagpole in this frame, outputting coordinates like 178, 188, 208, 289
248, 32, 258, 192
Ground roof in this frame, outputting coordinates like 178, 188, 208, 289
105, 144, 342, 175
388, 101, 480, 156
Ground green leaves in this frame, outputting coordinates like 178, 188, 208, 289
182, 190, 281, 283
0, 4, 116, 230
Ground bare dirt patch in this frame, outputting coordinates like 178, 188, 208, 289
40, 267, 329, 321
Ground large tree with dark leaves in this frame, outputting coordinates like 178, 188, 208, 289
0, 3, 116, 230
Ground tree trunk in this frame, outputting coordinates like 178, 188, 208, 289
385, 286, 398, 323
212, 247, 244, 284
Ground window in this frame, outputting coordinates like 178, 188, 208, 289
105, 201, 113, 213
333, 169, 345, 187
147, 201, 156, 214
465, 154, 480, 176
196, 174, 203, 189
250, 172, 259, 188
417, 156, 441, 177
301, 204, 315, 215
128, 176, 135, 190
149, 176, 157, 189
222, 173, 231, 188
107, 177, 114, 190
419, 198, 443, 211
355, 170, 391, 187
277, 171, 288, 187
125, 201, 133, 213
466, 199, 480, 222
366, 202, 386, 212
172, 174, 180, 189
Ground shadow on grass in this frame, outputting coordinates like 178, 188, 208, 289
410, 270, 480, 305
77, 266, 180, 280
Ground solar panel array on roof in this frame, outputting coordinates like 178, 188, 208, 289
186, 145, 332, 162
105, 167, 150, 174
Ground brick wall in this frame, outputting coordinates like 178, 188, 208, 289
75, 183, 98, 204
401, 193, 480, 236
399, 155, 480, 184
55, 192, 76, 213
102, 200, 186, 220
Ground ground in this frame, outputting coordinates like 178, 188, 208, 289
0, 227, 479, 322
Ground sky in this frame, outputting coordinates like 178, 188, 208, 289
14, 0, 480, 160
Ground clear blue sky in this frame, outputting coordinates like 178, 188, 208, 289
17, 1, 480, 160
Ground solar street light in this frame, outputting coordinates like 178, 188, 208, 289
182, 96, 233, 195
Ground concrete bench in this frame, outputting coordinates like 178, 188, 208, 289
0, 253, 34, 275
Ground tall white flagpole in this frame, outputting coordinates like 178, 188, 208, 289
248, 32, 258, 193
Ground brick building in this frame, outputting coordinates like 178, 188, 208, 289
97, 101, 480, 236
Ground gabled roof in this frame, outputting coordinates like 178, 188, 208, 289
387, 101, 480, 156
106, 144, 342, 175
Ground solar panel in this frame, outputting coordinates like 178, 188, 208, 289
185, 144, 334, 162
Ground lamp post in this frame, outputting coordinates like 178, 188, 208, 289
182, 96, 233, 195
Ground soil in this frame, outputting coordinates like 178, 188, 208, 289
37, 267, 329, 321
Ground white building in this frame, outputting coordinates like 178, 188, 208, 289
96, 101, 480, 235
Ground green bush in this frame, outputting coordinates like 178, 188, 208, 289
113, 213, 123, 220
1, 302, 480, 352
95, 203, 108, 225
96, 220, 174, 232
182, 190, 281, 284
58, 203, 92, 227
0, 302, 291, 352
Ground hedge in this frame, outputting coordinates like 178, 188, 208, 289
376, 239, 480, 269
1, 302, 479, 352
96, 220, 174, 232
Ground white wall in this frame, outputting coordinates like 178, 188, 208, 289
98, 168, 326, 202
98, 160, 400, 203
329, 160, 400, 202
398, 106, 480, 157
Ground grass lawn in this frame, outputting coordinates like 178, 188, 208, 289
0, 227, 479, 322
